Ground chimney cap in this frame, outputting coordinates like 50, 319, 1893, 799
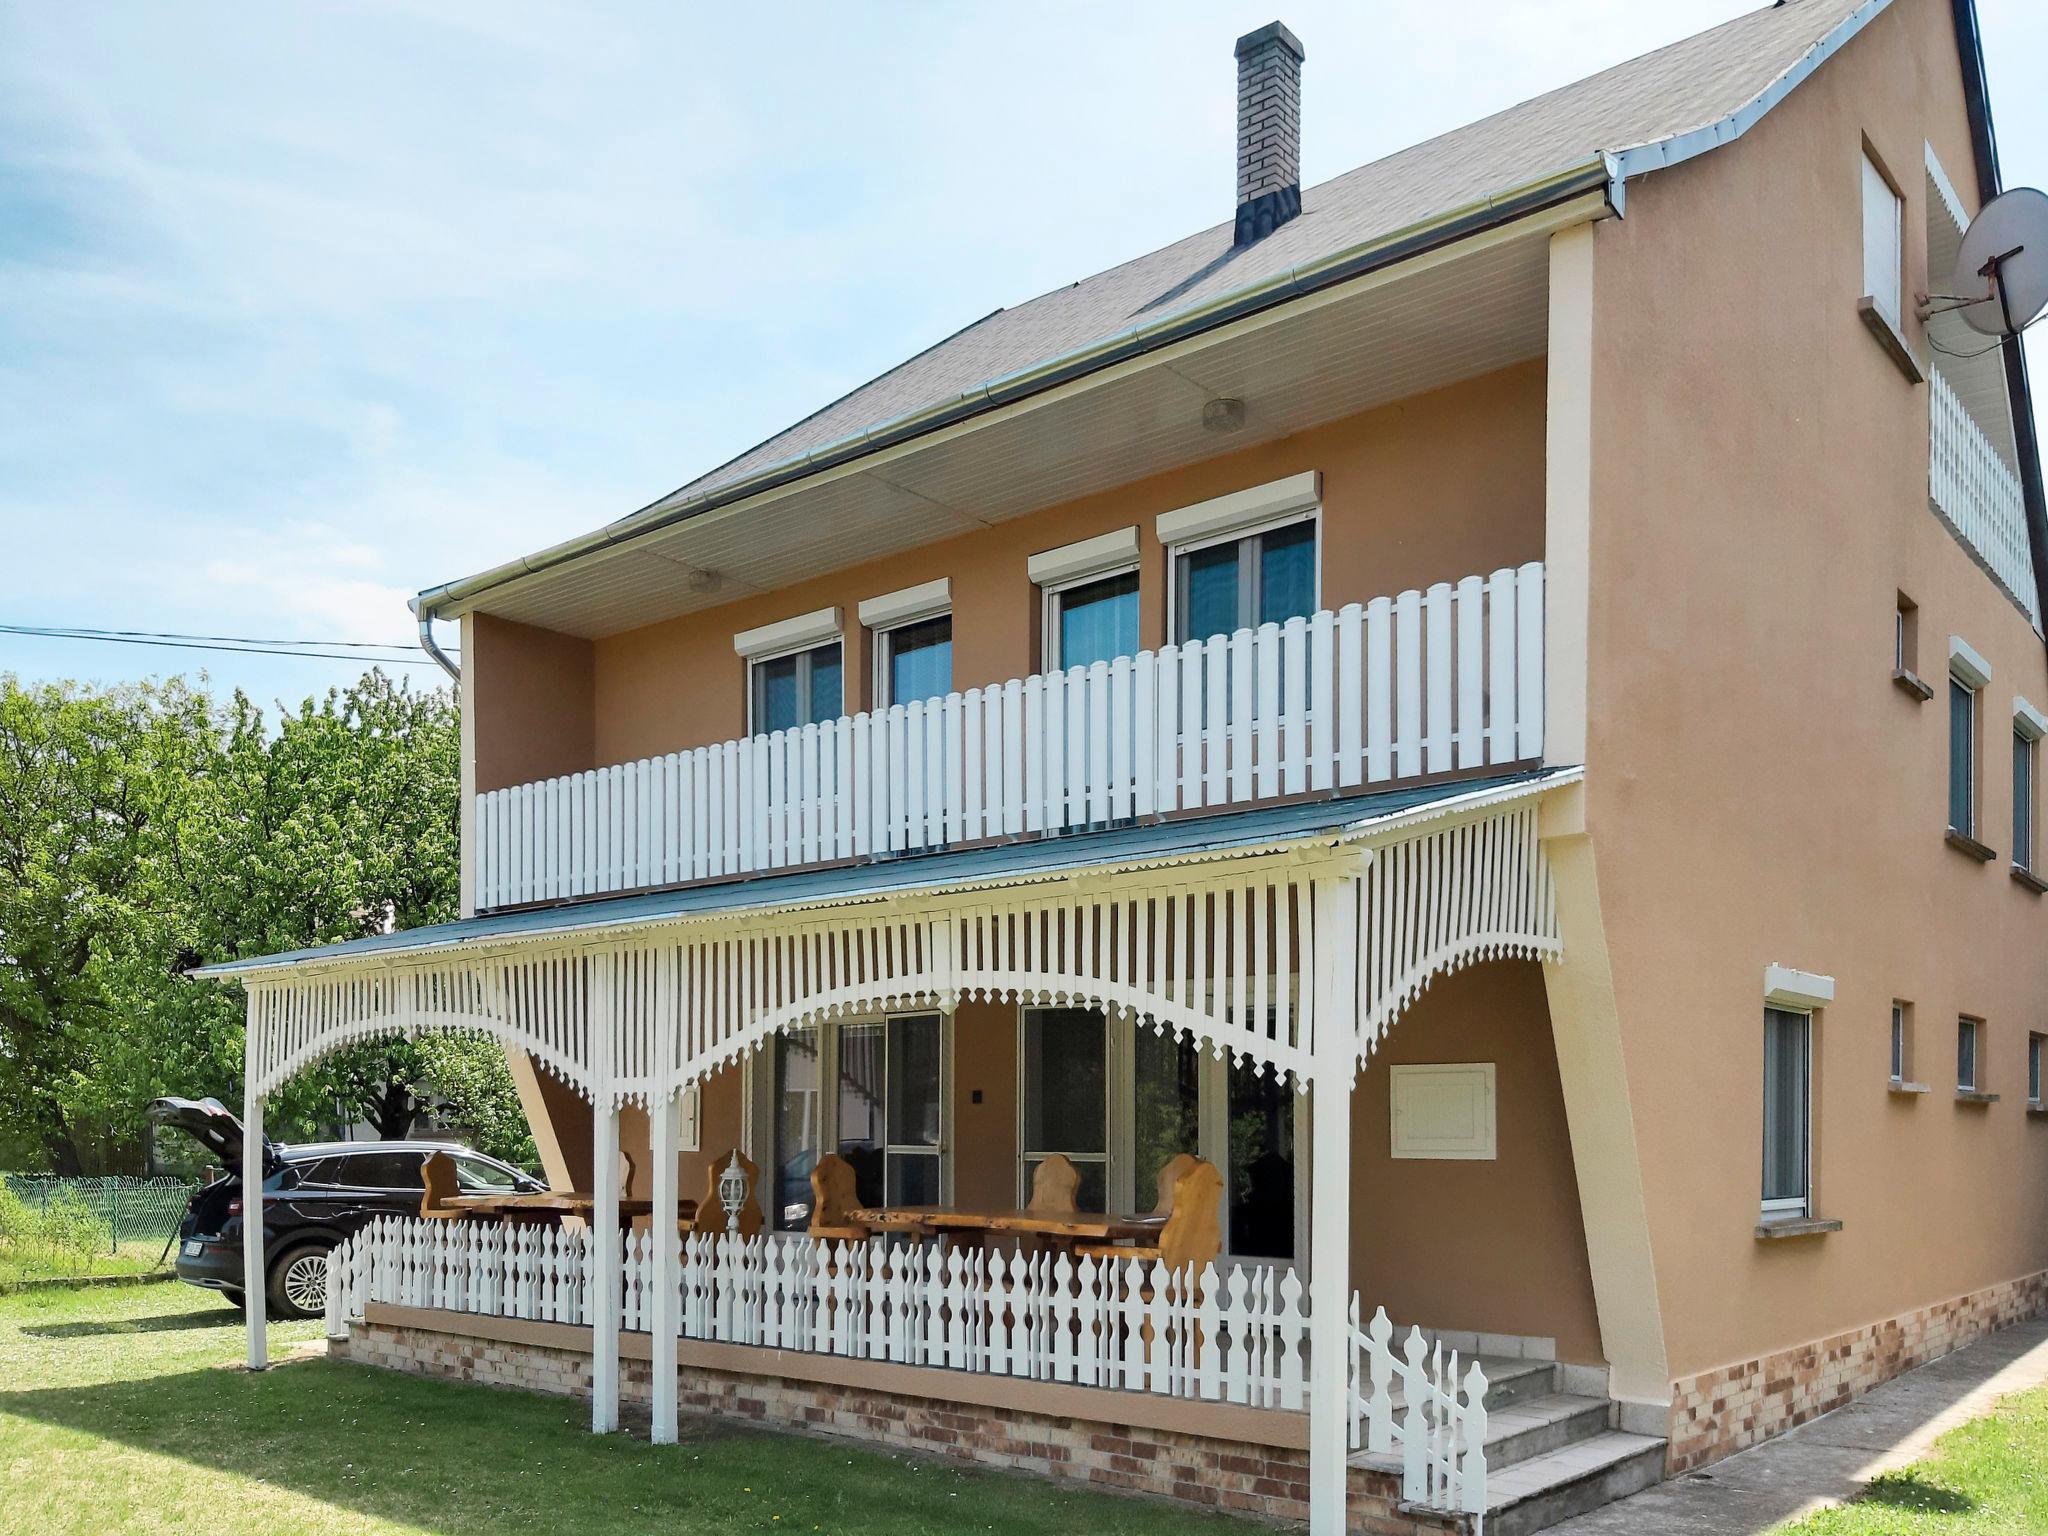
1234, 20, 1304, 62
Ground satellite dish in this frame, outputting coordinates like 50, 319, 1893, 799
1953, 186, 2048, 338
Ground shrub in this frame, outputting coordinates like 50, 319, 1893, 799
38, 1190, 111, 1265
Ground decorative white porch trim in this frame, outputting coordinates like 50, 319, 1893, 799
231, 782, 1566, 1534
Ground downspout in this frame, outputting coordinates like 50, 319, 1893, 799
409, 596, 461, 683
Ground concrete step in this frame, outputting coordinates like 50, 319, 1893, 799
1352, 1391, 1611, 1478
1476, 1430, 1666, 1536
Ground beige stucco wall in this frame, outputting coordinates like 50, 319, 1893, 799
587, 360, 1546, 766
1355, 961, 1604, 1364
1583, 0, 2048, 1384
470, 613, 596, 795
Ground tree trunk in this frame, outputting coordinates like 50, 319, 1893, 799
369, 1080, 417, 1141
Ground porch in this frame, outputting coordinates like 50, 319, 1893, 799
201, 770, 1610, 1533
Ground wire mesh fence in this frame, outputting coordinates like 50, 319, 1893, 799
1, 1174, 196, 1264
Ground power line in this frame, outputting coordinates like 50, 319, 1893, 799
0, 623, 455, 667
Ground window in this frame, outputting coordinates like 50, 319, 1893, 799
1173, 518, 1317, 646
1862, 148, 1903, 326
772, 1026, 822, 1230
734, 607, 844, 733
453, 1155, 523, 1193
860, 580, 952, 709
877, 615, 951, 708
749, 642, 842, 735
1951, 679, 1977, 834
770, 1013, 943, 1230
337, 1152, 426, 1190
1047, 568, 1140, 672
2015, 702, 2044, 874
1958, 1017, 1982, 1092
1762, 1007, 1811, 1219
1019, 1007, 1108, 1212
2016, 727, 2037, 871
1950, 639, 1992, 839
1891, 1000, 1912, 1083
1121, 1012, 1304, 1265
2029, 1032, 2044, 1106
1895, 594, 1915, 674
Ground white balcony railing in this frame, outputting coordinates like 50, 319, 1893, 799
1930, 372, 2039, 626
327, 1217, 1489, 1519
475, 563, 1545, 911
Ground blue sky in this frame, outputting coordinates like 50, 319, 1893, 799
3, 0, 2044, 708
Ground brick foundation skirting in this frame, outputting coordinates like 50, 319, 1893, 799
333, 1316, 1458, 1535
1667, 1268, 2048, 1473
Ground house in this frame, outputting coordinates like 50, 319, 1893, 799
195, 1, 2048, 1530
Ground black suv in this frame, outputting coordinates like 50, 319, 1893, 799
148, 1097, 544, 1319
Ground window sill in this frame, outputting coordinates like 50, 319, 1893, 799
2028, 1101, 2048, 1117
1858, 296, 1926, 383
1892, 667, 1935, 701
1947, 828, 1998, 862
1756, 1216, 1843, 1240
2013, 865, 2048, 895
1888, 1078, 1931, 1097
1956, 1089, 2000, 1105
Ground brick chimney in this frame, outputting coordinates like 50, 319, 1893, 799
1234, 21, 1304, 245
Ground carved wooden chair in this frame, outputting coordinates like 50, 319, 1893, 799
1151, 1152, 1199, 1214
690, 1148, 763, 1238
1026, 1153, 1082, 1214
1077, 1158, 1223, 1276
807, 1152, 872, 1243
418, 1150, 465, 1221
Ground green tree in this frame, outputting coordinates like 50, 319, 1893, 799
0, 667, 528, 1170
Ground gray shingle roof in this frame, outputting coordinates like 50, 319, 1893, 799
665, 0, 1872, 505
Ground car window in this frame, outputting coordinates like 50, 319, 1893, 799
338, 1151, 427, 1190
292, 1157, 348, 1187
453, 1156, 521, 1193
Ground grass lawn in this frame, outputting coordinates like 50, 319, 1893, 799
1771, 1384, 2048, 1534
0, 1241, 170, 1290
0, 1283, 1255, 1536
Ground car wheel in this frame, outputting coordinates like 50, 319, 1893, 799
267, 1242, 333, 1319
222, 1288, 246, 1312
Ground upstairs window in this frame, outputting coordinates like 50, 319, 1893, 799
1951, 677, 1977, 834
1157, 471, 1321, 647
2015, 700, 2044, 875
1891, 1000, 1911, 1083
1948, 638, 1992, 843
1031, 527, 1142, 672
735, 607, 844, 735
1173, 519, 1317, 645
1957, 1016, 1982, 1092
1049, 570, 1140, 672
2016, 726, 2037, 872
750, 642, 842, 735
860, 580, 953, 710
1862, 148, 1903, 328
2029, 1032, 2044, 1107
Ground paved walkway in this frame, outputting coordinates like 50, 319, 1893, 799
1549, 1314, 2048, 1534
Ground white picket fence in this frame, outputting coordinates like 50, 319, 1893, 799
475, 564, 1546, 909
326, 1217, 1488, 1517
1930, 371, 2039, 626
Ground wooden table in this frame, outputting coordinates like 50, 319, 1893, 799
441, 1192, 689, 1226
847, 1205, 1164, 1252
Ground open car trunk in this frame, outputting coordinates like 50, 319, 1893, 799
147, 1096, 281, 1175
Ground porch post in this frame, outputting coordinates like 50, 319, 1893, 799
241, 1082, 268, 1372
1307, 873, 1360, 1536
648, 1086, 682, 1444
591, 1096, 621, 1431
590, 958, 621, 1434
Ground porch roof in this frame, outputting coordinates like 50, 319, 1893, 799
192, 767, 1573, 980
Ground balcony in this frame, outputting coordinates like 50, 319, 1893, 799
474, 563, 1546, 912
1930, 371, 2039, 627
